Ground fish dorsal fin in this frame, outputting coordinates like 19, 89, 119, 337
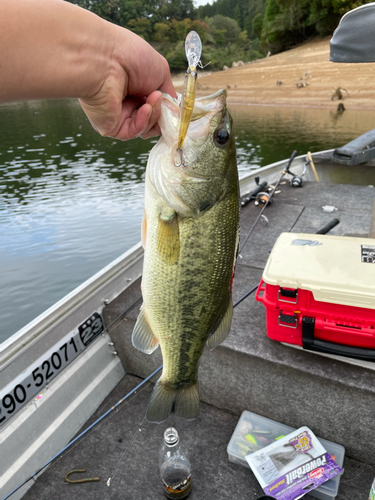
157, 210, 180, 264
132, 306, 159, 354
206, 298, 233, 351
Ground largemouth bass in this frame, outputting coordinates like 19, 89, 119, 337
132, 89, 239, 422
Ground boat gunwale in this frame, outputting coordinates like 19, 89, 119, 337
0, 242, 144, 370
0, 150, 330, 369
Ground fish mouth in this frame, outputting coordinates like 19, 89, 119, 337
148, 89, 228, 217
193, 89, 228, 113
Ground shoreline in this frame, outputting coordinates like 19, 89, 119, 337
226, 101, 375, 110
173, 37, 375, 111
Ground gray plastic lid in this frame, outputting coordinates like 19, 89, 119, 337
164, 427, 179, 446
330, 3, 375, 62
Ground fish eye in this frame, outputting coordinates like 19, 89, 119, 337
214, 127, 230, 147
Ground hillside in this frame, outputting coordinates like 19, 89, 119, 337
173, 37, 375, 110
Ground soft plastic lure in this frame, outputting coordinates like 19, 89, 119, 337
177, 31, 202, 152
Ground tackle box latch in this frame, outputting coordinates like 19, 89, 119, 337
278, 287, 298, 304
278, 311, 298, 329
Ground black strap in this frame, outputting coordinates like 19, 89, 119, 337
302, 316, 375, 361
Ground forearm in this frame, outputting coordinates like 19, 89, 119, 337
0, 0, 114, 103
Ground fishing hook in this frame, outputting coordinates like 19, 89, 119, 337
64, 469, 100, 484
174, 147, 187, 168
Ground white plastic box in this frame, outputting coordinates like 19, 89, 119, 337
227, 411, 345, 500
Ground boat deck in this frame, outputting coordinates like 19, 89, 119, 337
24, 178, 375, 500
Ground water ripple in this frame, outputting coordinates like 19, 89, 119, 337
1, 99, 375, 340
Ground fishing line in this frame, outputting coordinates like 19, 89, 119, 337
1, 366, 162, 500
107, 416, 147, 489
101, 295, 142, 338
4, 243, 261, 500
239, 150, 297, 256
105, 282, 260, 490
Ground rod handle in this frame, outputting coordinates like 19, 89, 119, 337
315, 218, 340, 235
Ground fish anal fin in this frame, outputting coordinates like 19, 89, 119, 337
132, 306, 159, 354
206, 298, 233, 351
146, 379, 200, 423
157, 211, 179, 264
141, 210, 147, 249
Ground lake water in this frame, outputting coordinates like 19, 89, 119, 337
1, 98, 375, 342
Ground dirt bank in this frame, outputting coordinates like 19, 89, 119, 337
173, 37, 375, 110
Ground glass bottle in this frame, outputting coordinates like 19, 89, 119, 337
159, 427, 192, 499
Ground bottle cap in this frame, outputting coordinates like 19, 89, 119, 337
164, 427, 179, 446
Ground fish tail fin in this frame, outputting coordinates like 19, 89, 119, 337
174, 381, 200, 420
146, 379, 200, 423
146, 379, 176, 423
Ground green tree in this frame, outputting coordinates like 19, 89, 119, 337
246, 0, 266, 38
166, 41, 187, 70
66, 0, 120, 23
197, 2, 217, 19
252, 12, 264, 38
169, 18, 194, 42
207, 14, 241, 44
127, 17, 152, 38
191, 19, 210, 43
260, 0, 373, 53
165, 0, 196, 20
154, 22, 170, 42
118, 0, 147, 27
150, 0, 196, 22
213, 28, 227, 46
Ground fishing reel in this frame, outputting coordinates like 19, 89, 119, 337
254, 191, 273, 207
286, 162, 307, 188
290, 175, 304, 188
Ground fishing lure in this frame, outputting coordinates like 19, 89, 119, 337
176, 31, 202, 157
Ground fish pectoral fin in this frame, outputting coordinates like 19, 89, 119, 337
132, 306, 159, 354
141, 210, 147, 249
157, 210, 180, 264
206, 298, 233, 350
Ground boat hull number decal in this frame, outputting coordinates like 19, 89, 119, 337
0, 311, 104, 427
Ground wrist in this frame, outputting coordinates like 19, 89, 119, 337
0, 0, 116, 103
66, 7, 116, 100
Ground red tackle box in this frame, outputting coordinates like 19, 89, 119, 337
255, 233, 375, 361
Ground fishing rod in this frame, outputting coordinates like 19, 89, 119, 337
4, 278, 262, 500
4, 149, 339, 499
1, 365, 163, 500
5, 206, 340, 498
239, 150, 298, 255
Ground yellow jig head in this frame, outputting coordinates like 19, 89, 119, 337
177, 31, 202, 158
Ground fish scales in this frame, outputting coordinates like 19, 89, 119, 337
132, 90, 239, 422
144, 191, 238, 384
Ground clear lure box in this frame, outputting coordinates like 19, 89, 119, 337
227, 411, 345, 500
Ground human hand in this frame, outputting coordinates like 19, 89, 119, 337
79, 26, 177, 141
